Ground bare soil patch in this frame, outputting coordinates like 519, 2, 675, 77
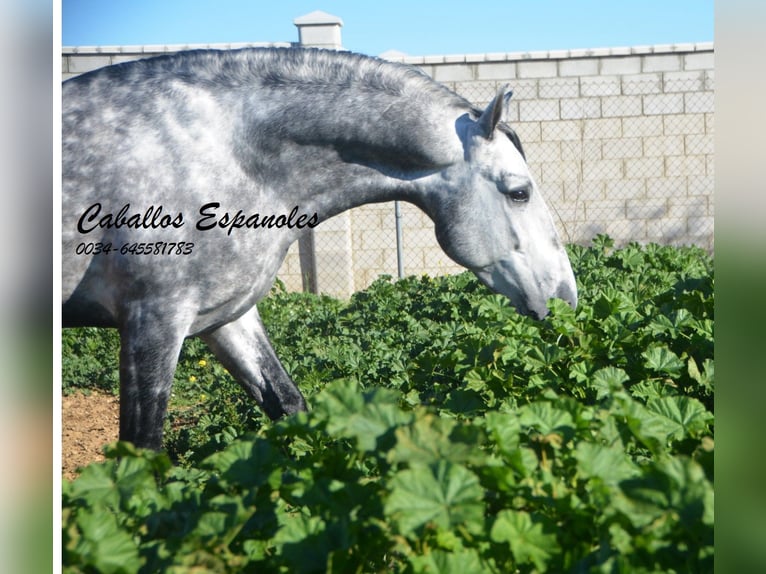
62, 391, 119, 481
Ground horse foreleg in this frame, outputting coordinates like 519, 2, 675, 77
201, 305, 308, 420
118, 305, 190, 450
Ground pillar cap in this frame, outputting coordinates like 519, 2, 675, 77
293, 10, 344, 27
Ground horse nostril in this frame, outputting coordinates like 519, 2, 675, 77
556, 282, 578, 309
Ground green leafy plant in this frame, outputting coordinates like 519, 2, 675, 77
63, 238, 714, 573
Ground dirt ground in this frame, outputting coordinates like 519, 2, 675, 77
62, 391, 120, 481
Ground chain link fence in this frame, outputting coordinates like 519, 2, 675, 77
62, 44, 713, 297
460, 75, 712, 247
281, 70, 714, 297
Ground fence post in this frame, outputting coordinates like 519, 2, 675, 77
395, 201, 405, 279
293, 11, 352, 296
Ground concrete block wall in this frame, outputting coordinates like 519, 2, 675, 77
378, 43, 714, 287
62, 41, 293, 81
63, 37, 713, 297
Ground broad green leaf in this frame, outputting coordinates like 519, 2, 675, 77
507, 446, 541, 477
446, 388, 486, 414
409, 548, 484, 573
688, 357, 714, 390
524, 344, 564, 370
336, 400, 410, 451
484, 411, 521, 454
73, 505, 143, 574
672, 308, 694, 328
575, 442, 639, 485
103, 441, 173, 477
519, 401, 575, 438
643, 346, 685, 377
547, 297, 579, 336
617, 246, 645, 270
275, 513, 325, 545
385, 461, 484, 535
645, 396, 713, 437
590, 366, 629, 400
113, 456, 163, 496
191, 494, 252, 545
194, 511, 232, 540
615, 456, 714, 531
620, 394, 713, 451
390, 413, 483, 466
490, 510, 557, 571
608, 522, 635, 555
274, 514, 332, 574
647, 309, 694, 339
658, 456, 715, 527
464, 367, 489, 391
242, 539, 270, 561
620, 398, 686, 450
593, 289, 638, 318
67, 461, 120, 508
315, 379, 411, 451
629, 379, 673, 401
204, 438, 281, 488
647, 314, 676, 337
569, 361, 590, 384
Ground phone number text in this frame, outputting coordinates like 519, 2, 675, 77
74, 242, 194, 256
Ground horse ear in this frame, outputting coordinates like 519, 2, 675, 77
477, 85, 510, 139
503, 89, 514, 114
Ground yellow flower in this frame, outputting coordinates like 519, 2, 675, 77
200, 394, 207, 401
198, 359, 207, 367
189, 375, 197, 382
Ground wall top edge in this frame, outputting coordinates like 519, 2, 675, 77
62, 41, 294, 54
383, 42, 714, 64
62, 41, 713, 60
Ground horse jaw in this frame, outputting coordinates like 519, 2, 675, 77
473, 250, 578, 320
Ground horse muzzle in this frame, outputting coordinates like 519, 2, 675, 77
473, 260, 578, 320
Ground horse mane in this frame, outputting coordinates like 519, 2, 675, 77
85, 47, 465, 104
71, 47, 525, 161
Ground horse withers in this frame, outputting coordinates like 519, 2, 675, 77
62, 48, 577, 449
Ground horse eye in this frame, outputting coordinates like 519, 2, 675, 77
507, 187, 530, 203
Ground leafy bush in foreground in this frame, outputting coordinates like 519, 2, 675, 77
62, 237, 714, 573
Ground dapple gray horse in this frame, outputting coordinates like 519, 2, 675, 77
63, 48, 577, 449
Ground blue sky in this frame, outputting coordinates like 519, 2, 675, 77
62, 0, 713, 56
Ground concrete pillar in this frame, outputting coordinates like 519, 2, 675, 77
293, 10, 344, 50
293, 11, 353, 296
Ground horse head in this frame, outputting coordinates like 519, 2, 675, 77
430, 88, 578, 319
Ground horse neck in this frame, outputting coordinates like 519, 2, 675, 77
237, 91, 466, 220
